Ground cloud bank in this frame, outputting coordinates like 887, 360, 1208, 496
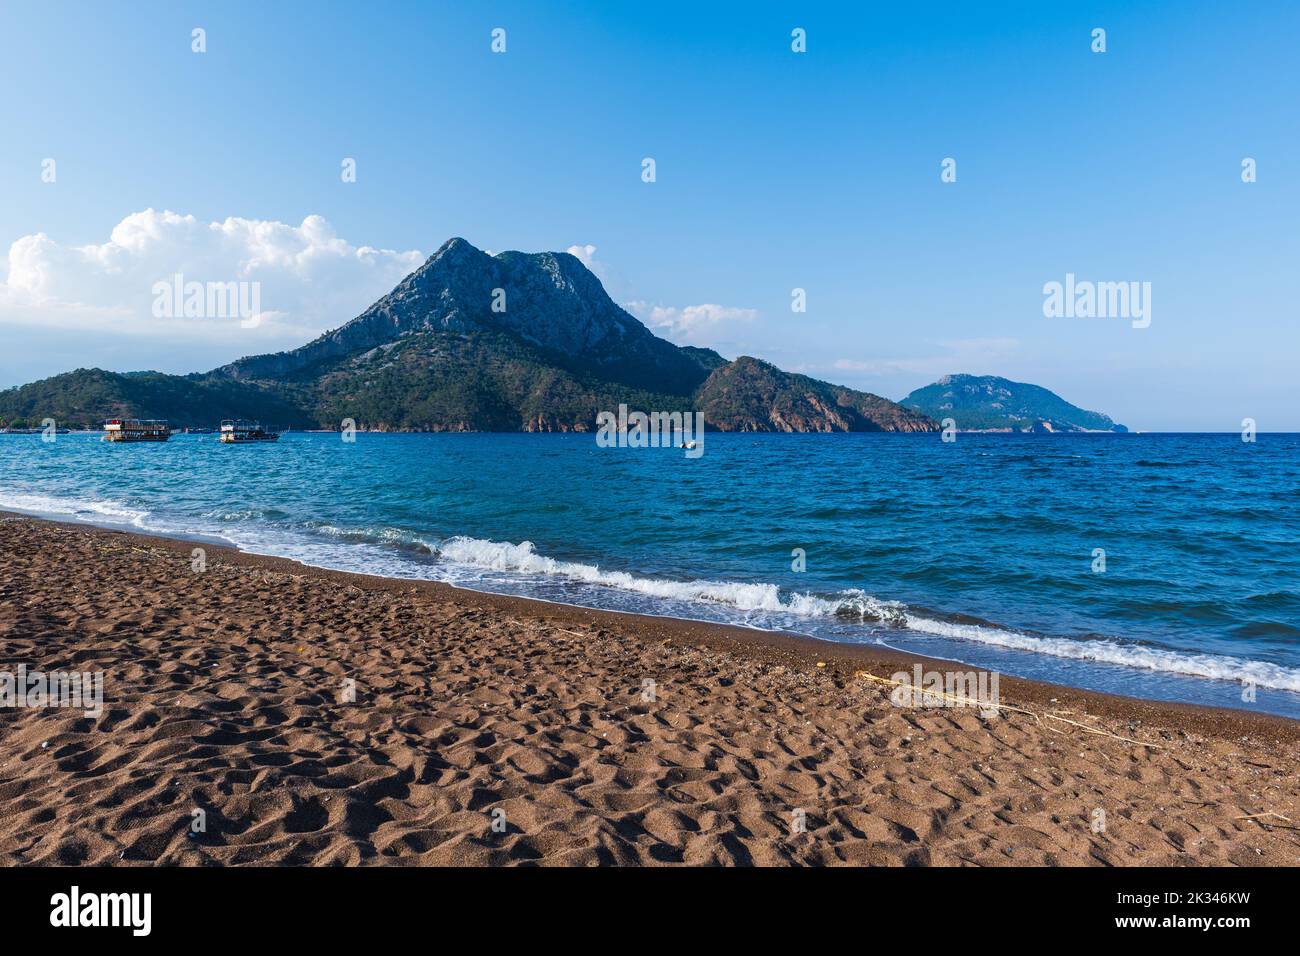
623, 300, 758, 343
566, 243, 757, 347
0, 209, 425, 343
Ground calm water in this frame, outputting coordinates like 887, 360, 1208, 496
3, 431, 1299, 717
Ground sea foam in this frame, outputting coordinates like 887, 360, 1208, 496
0, 490, 151, 528
433, 535, 1300, 693
6, 485, 1299, 696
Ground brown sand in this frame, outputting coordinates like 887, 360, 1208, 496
0, 512, 1297, 866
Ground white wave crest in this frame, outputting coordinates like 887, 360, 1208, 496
899, 615, 1300, 693
0, 489, 150, 528
435, 535, 1300, 693
437, 536, 793, 610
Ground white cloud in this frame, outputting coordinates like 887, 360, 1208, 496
623, 299, 758, 343
0, 209, 424, 344
565, 243, 599, 270
564, 242, 759, 345
565, 242, 624, 292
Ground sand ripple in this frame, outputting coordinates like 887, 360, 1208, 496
1, 515, 1298, 866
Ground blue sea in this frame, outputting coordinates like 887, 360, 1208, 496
3, 431, 1299, 718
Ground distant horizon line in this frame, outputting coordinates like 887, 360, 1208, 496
3, 428, 1291, 437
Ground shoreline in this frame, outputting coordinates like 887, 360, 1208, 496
2, 511, 1298, 865
6, 509, 1297, 737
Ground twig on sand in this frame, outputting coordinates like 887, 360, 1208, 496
853, 671, 1164, 750
1236, 811, 1298, 830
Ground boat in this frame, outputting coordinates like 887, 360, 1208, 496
218, 420, 280, 443
103, 419, 171, 442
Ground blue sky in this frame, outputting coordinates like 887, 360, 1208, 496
1, 0, 1296, 430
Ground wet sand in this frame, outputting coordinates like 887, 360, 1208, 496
1, 512, 1297, 865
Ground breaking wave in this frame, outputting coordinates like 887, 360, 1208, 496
0, 490, 151, 529
432, 535, 1300, 693
5, 485, 1299, 697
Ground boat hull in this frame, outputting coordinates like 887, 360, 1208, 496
103, 429, 170, 442
218, 433, 280, 443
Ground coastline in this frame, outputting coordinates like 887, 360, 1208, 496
2, 511, 1298, 865
6, 509, 1295, 736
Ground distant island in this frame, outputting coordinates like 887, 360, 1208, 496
0, 239, 1123, 434
901, 374, 1127, 433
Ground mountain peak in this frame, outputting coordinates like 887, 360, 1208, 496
212, 238, 710, 393
411, 236, 493, 281
428, 235, 481, 261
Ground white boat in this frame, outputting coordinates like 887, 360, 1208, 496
218, 420, 280, 443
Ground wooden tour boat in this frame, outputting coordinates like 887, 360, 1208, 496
219, 420, 280, 443
103, 419, 171, 442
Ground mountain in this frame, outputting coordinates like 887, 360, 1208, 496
900, 374, 1126, 432
696, 356, 934, 432
0, 238, 935, 434
214, 238, 714, 398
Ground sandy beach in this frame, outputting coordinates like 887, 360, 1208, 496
0, 511, 1297, 866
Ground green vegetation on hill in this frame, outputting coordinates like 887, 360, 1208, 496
308, 329, 696, 431
901, 374, 1124, 432
695, 357, 936, 432
1, 239, 939, 434
0, 369, 311, 430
